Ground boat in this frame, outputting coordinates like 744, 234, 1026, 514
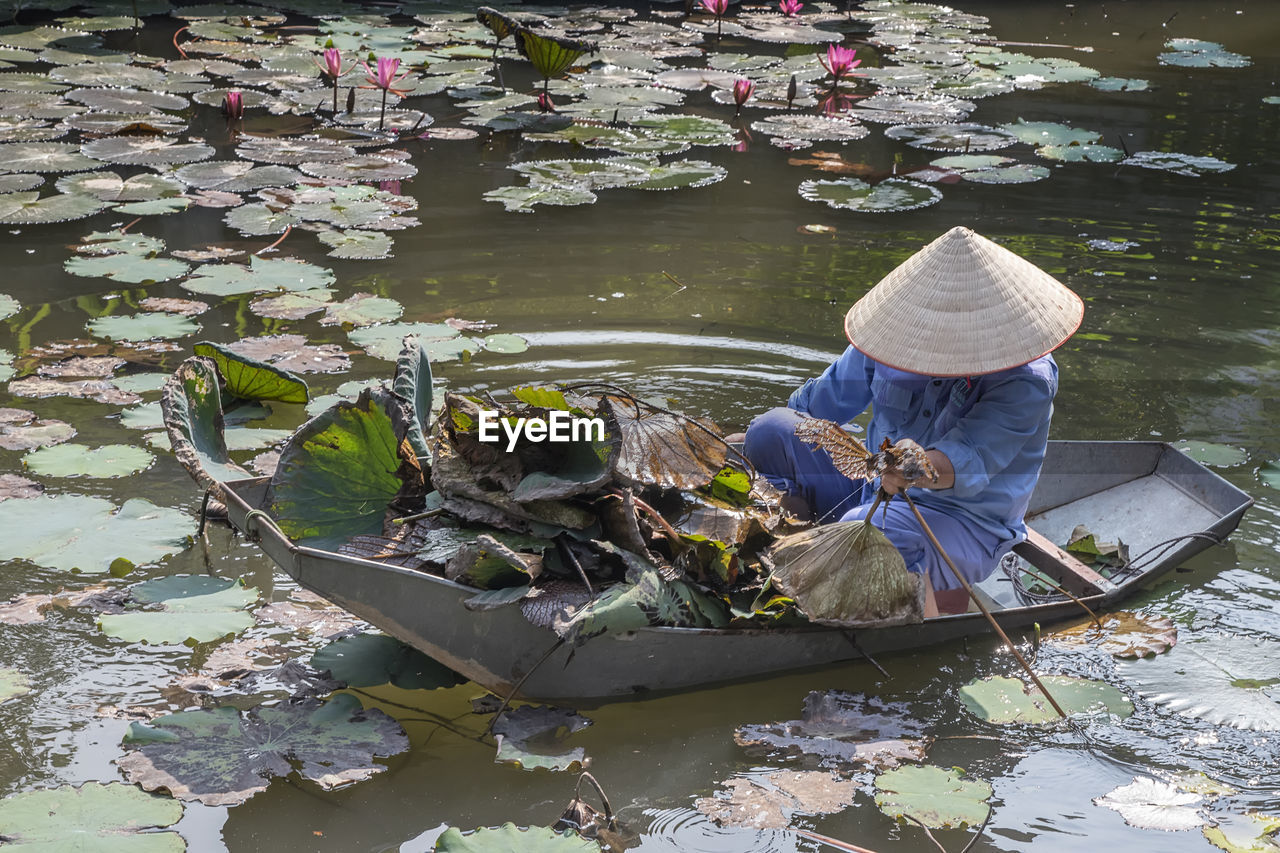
221, 440, 1252, 703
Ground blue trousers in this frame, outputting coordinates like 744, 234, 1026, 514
744, 407, 1004, 591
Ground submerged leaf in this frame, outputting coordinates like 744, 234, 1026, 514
183, 256, 336, 297
1047, 611, 1177, 658
435, 824, 597, 853
65, 254, 190, 284
875, 765, 992, 829
310, 633, 464, 690
492, 704, 592, 773
118, 694, 409, 806
88, 313, 199, 342
768, 521, 921, 627
22, 442, 153, 478
0, 782, 183, 851
1117, 635, 1280, 730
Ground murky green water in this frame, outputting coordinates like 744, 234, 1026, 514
2, 0, 1280, 850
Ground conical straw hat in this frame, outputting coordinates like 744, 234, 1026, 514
844, 226, 1083, 376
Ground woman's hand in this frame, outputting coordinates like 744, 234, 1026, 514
881, 449, 955, 495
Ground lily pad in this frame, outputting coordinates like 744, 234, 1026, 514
1093, 778, 1204, 831
492, 704, 591, 773
235, 136, 357, 165
751, 114, 868, 143
193, 340, 309, 404
696, 770, 857, 830
0, 293, 17, 320
220, 334, 349, 374
1203, 812, 1280, 852
99, 575, 258, 645
221, 203, 299, 236
1123, 150, 1236, 177
118, 693, 409, 806
961, 163, 1049, 184
268, 389, 417, 549
0, 494, 193, 573
66, 86, 188, 112
114, 196, 190, 216
81, 136, 214, 166
183, 256, 336, 296
874, 765, 992, 829
1047, 611, 1177, 658
348, 322, 461, 361
629, 114, 737, 146
0, 408, 76, 451
0, 141, 98, 172
999, 119, 1101, 146
0, 782, 183, 851
250, 289, 332, 321
799, 177, 941, 213
0, 191, 107, 223
1117, 635, 1280, 730
959, 674, 1133, 724
481, 333, 528, 354
1090, 77, 1150, 92
310, 633, 464, 690
316, 228, 393, 260
1159, 38, 1251, 68
734, 690, 929, 770
22, 442, 153, 477
483, 184, 598, 214
1036, 143, 1125, 163
88, 313, 200, 342
0, 474, 42, 501
299, 154, 417, 182
174, 161, 300, 192
65, 254, 191, 284
885, 122, 1016, 151
75, 228, 165, 256
56, 171, 185, 202
1, 667, 31, 702
1173, 440, 1248, 468
434, 824, 598, 853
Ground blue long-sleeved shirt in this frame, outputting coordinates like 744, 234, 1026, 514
788, 346, 1058, 545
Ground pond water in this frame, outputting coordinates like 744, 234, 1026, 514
1, 0, 1279, 850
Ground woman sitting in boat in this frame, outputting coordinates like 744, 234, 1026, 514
742, 226, 1083, 617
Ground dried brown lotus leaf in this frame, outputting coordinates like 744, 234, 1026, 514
1047, 611, 1177, 658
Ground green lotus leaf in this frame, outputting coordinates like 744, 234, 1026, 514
435, 823, 598, 853
1118, 635, 1280, 730
173, 161, 300, 193
119, 693, 409, 806
932, 67, 1017, 98
221, 202, 302, 236
290, 200, 392, 229
995, 59, 1100, 85
1090, 76, 1150, 92
235, 136, 357, 165
223, 426, 293, 451
751, 114, 869, 143
67, 86, 188, 112
22, 442, 153, 477
930, 154, 1012, 171
249, 288, 333, 320
618, 158, 728, 191
99, 575, 258, 644
193, 340, 309, 404
310, 633, 465, 690
999, 119, 1101, 146
394, 335, 433, 458
0, 667, 31, 703
65, 254, 191, 284
316, 228, 394, 260
885, 122, 1016, 151
113, 373, 170, 393
316, 293, 403, 328
0, 141, 99, 172
1173, 440, 1248, 468
349, 322, 459, 361
523, 122, 656, 153
160, 356, 251, 489
0, 494, 193, 573
0, 293, 17, 320
81, 136, 214, 166
492, 704, 591, 773
481, 333, 528, 354
629, 114, 737, 145
1035, 143, 1125, 163
52, 63, 166, 89
56, 171, 185, 201
798, 177, 942, 213
514, 158, 647, 191
1159, 38, 1251, 68
1123, 150, 1235, 177
0, 782, 183, 851
0, 349, 11, 383
75, 228, 166, 256
183, 256, 335, 296
0, 191, 108, 223
0, 409, 76, 451
268, 388, 417, 549
874, 765, 992, 829
483, 184, 597, 213
1203, 812, 1280, 853
0, 173, 44, 193
961, 164, 1050, 184
299, 155, 418, 182
959, 674, 1133, 724
87, 313, 200, 341
119, 402, 163, 430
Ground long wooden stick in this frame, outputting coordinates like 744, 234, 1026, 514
795, 829, 883, 853
901, 491, 1067, 719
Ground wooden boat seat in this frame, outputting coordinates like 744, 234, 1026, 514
1013, 526, 1116, 597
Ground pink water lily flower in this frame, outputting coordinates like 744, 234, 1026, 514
779, 0, 804, 16
315, 48, 355, 114
536, 91, 557, 113
701, 0, 729, 15
819, 43, 860, 80
732, 78, 754, 116
362, 56, 412, 92
221, 89, 243, 120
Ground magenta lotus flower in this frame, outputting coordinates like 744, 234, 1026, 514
701, 0, 729, 36
360, 56, 413, 131
732, 78, 754, 116
221, 89, 243, 120
536, 91, 557, 113
779, 0, 803, 16
819, 43, 860, 80
314, 48, 355, 114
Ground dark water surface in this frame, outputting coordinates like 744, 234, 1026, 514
1, 0, 1279, 851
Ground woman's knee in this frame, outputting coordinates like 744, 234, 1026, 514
743, 407, 802, 464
